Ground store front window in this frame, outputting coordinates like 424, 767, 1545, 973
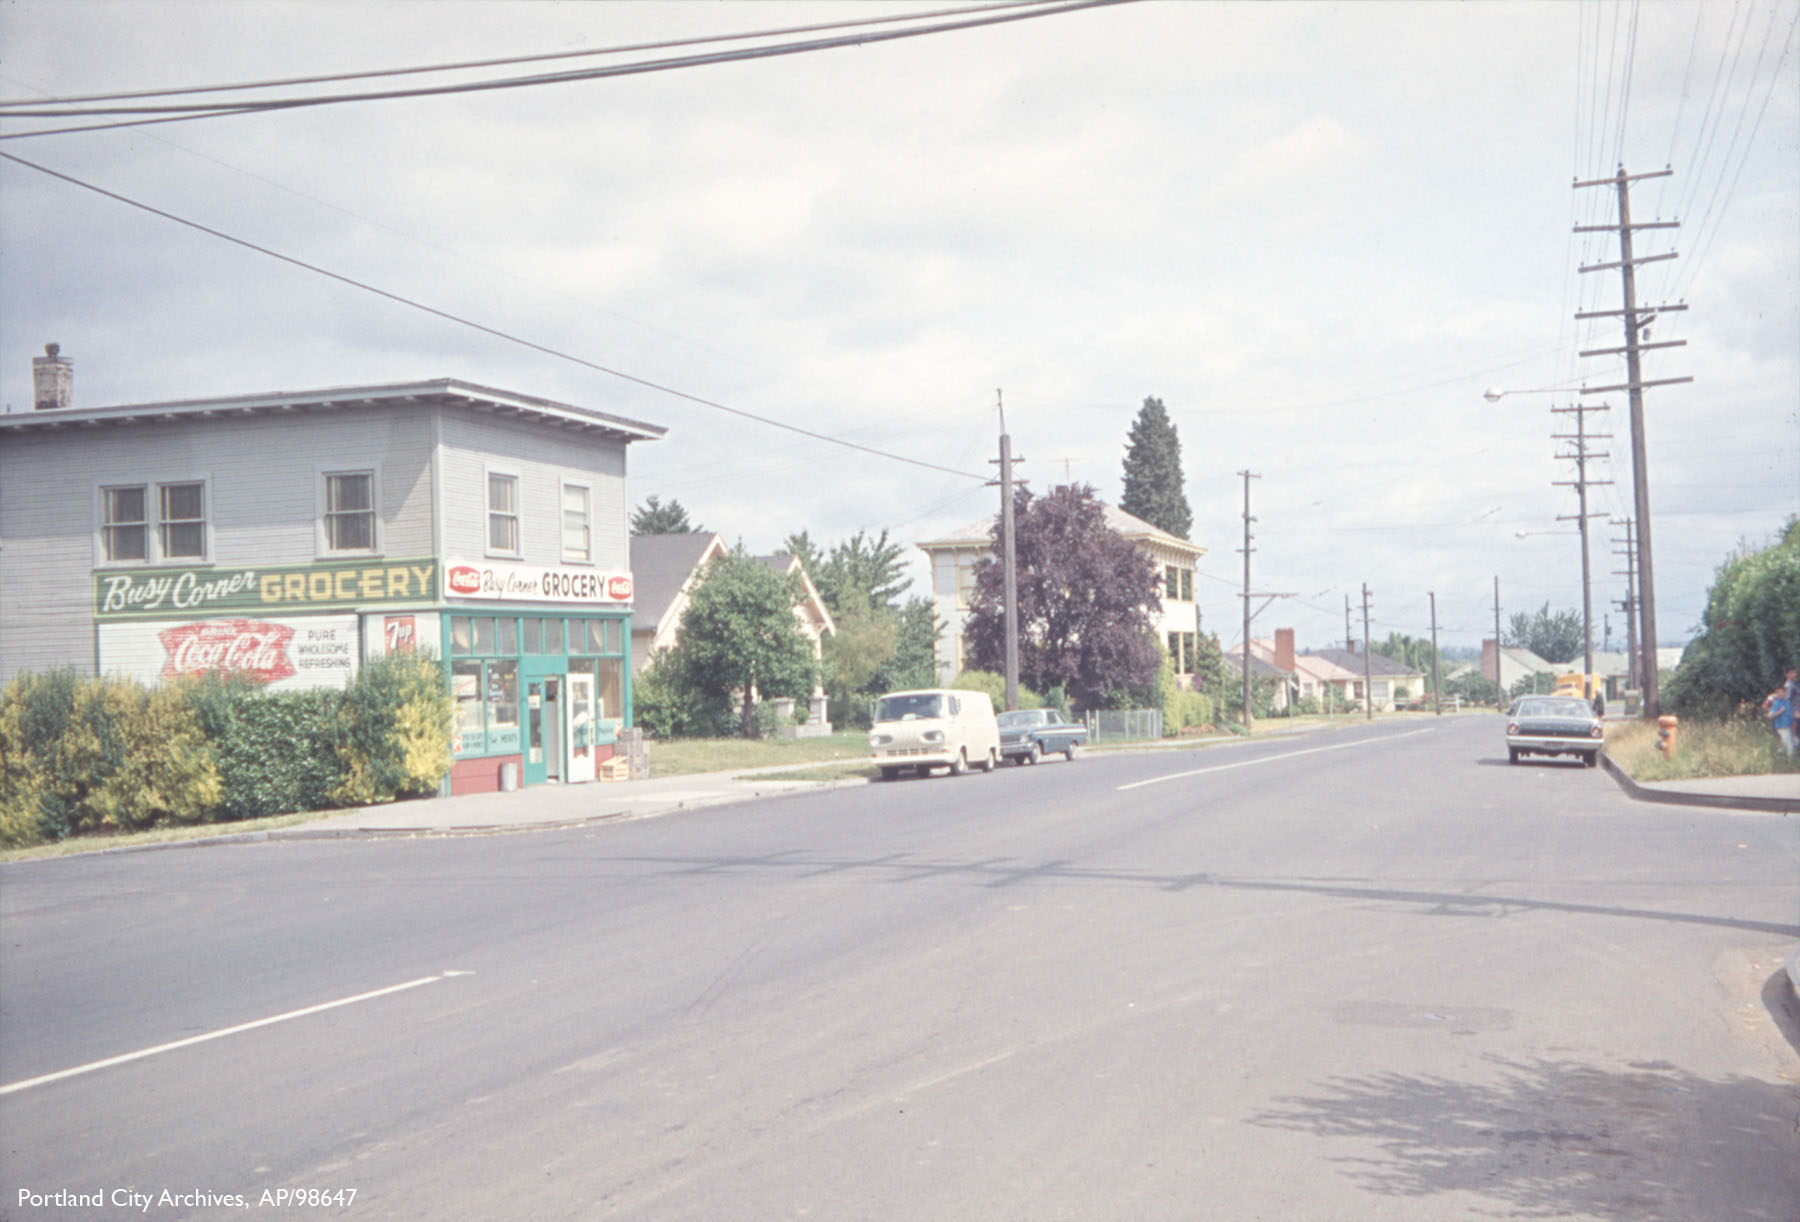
448, 613, 627, 777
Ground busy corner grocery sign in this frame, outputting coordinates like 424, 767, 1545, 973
444, 558, 633, 605
93, 558, 438, 620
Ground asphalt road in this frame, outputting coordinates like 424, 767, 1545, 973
3, 717, 1796, 1221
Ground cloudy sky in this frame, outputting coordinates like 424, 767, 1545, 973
2, 0, 1795, 654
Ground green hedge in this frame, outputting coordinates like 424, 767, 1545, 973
0, 651, 454, 847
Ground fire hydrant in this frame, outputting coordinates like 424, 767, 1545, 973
1657, 714, 1679, 757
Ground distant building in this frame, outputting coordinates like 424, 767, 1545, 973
0, 355, 664, 793
1230, 629, 1426, 713
916, 501, 1206, 686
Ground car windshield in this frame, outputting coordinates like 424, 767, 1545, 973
1516, 698, 1593, 719
874, 693, 944, 722
996, 710, 1045, 729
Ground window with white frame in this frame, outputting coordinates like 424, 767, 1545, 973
487, 471, 520, 555
100, 480, 208, 564
561, 482, 591, 562
101, 485, 148, 562
322, 471, 376, 552
158, 482, 206, 559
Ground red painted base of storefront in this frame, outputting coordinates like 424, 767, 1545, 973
450, 755, 522, 795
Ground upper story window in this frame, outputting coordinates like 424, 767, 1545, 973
562, 482, 591, 563
158, 482, 206, 559
100, 480, 207, 565
322, 471, 376, 553
487, 471, 520, 555
101, 486, 148, 562
1165, 565, 1193, 602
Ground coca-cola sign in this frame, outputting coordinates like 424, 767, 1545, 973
158, 619, 297, 684
447, 566, 483, 596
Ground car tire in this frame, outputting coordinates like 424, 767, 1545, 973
949, 749, 969, 777
1507, 747, 1519, 764
1585, 751, 1599, 768
1027, 740, 1043, 765
1065, 741, 1081, 762
880, 766, 902, 781
980, 748, 997, 773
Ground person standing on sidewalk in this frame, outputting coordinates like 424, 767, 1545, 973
1764, 685, 1795, 758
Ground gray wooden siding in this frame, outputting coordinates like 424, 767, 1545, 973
0, 407, 435, 684
437, 412, 632, 569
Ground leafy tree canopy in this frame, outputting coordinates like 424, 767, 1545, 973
631, 495, 699, 535
1119, 396, 1192, 539
1373, 631, 1441, 682
963, 484, 1163, 709
659, 548, 816, 737
1664, 517, 1800, 718
787, 528, 911, 616
1504, 602, 1585, 665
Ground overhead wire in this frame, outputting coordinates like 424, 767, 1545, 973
0, 0, 1135, 139
0, 149, 986, 483
0, 1, 1051, 107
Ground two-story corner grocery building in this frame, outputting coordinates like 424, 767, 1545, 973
0, 350, 664, 794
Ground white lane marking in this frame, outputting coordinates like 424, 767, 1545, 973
1117, 728, 1436, 791
0, 972, 467, 1096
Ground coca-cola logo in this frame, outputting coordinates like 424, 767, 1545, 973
447, 566, 482, 596
607, 575, 633, 600
159, 619, 297, 684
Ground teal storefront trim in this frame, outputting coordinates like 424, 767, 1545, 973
442, 607, 632, 787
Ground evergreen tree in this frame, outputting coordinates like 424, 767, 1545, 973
1119, 396, 1192, 539
631, 495, 699, 535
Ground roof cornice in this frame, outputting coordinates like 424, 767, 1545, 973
0, 378, 666, 443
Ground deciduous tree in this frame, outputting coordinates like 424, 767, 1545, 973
963, 484, 1163, 708
659, 548, 816, 738
1504, 603, 1585, 665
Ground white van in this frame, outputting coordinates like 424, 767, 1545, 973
868, 688, 1001, 780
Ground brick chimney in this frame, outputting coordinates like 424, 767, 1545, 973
1275, 627, 1295, 672
32, 343, 72, 410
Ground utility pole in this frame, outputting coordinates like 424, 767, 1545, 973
1493, 576, 1503, 708
1238, 470, 1260, 733
1360, 584, 1373, 721
1344, 595, 1354, 654
1574, 165, 1693, 719
1612, 517, 1640, 693
1429, 592, 1441, 716
990, 391, 1022, 711
1552, 401, 1612, 702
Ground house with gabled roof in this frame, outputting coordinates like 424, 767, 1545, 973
627, 531, 836, 732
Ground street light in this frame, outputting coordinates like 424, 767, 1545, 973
1483, 385, 1584, 403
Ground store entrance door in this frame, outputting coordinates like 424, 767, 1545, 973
522, 658, 565, 786
566, 671, 596, 783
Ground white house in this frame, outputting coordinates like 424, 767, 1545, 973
915, 499, 1207, 686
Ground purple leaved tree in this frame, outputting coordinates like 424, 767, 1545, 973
963, 484, 1163, 710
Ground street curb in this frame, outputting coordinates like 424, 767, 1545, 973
1599, 751, 1800, 814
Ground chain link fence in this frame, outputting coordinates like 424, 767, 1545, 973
1084, 708, 1163, 743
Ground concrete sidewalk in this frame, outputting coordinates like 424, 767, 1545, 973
1600, 756, 1800, 814
267, 763, 865, 840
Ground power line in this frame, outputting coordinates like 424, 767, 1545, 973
0, 149, 985, 482
0, 0, 1134, 139
0, 1, 1050, 108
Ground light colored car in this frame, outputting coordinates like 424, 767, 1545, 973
996, 708, 1087, 764
1505, 696, 1604, 766
869, 688, 1001, 780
